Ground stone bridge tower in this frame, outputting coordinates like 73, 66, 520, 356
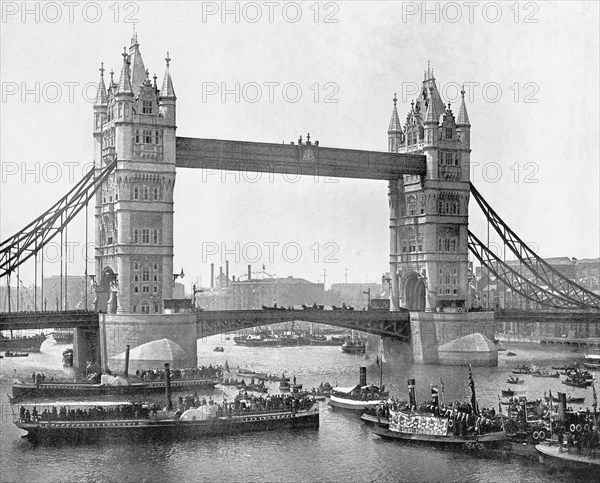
92, 34, 177, 315
388, 65, 471, 313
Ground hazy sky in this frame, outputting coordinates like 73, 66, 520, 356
1, 1, 599, 291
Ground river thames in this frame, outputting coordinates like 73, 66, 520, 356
0, 336, 597, 482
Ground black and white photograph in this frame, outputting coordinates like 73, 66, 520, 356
1, 1, 599, 481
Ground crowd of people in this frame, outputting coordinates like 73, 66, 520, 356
18, 402, 157, 423
365, 397, 503, 436
18, 391, 315, 424
133, 365, 222, 381
176, 391, 315, 417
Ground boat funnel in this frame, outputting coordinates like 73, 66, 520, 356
124, 344, 130, 378
165, 363, 173, 411
557, 392, 566, 421
408, 379, 416, 407
359, 367, 367, 387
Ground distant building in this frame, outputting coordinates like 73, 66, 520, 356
0, 275, 92, 312
194, 288, 232, 311
232, 276, 324, 310
474, 256, 600, 309
328, 283, 383, 310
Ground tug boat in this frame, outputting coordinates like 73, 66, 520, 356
512, 365, 532, 375
341, 338, 366, 355
536, 443, 600, 469
583, 353, 600, 370
4, 351, 29, 358
507, 376, 524, 385
328, 367, 387, 411
13, 396, 319, 444
371, 370, 506, 450
531, 369, 560, 378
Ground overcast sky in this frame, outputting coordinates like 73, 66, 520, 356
1, 1, 599, 291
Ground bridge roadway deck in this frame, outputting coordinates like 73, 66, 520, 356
2, 309, 598, 338
195, 309, 411, 340
175, 137, 427, 180
495, 309, 600, 324
0, 310, 99, 331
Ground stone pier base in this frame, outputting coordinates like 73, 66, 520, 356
73, 326, 101, 371
410, 311, 497, 366
98, 313, 198, 372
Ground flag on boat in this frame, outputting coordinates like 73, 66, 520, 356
468, 364, 479, 416
378, 338, 386, 363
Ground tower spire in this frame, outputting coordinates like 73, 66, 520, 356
94, 62, 108, 106
424, 86, 438, 124
116, 47, 133, 95
160, 51, 176, 99
128, 31, 146, 96
456, 85, 470, 127
388, 93, 402, 134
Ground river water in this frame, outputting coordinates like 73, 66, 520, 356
0, 335, 597, 482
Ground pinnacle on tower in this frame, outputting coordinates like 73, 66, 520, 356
456, 86, 470, 127
388, 93, 402, 134
160, 52, 176, 99
128, 31, 146, 96
94, 62, 108, 107
424, 87, 438, 124
116, 47, 133, 95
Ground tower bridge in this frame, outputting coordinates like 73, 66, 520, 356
2, 36, 599, 369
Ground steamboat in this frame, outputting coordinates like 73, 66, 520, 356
10, 372, 219, 402
328, 367, 387, 411
0, 333, 46, 352
13, 396, 319, 444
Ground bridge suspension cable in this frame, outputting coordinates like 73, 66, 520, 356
468, 231, 579, 309
470, 183, 600, 310
0, 158, 117, 280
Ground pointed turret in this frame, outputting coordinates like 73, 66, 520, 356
456, 85, 471, 148
116, 48, 133, 95
128, 31, 146, 96
388, 93, 403, 153
94, 62, 108, 107
160, 52, 176, 100
424, 87, 438, 125
388, 93, 402, 134
159, 52, 176, 126
456, 86, 470, 127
